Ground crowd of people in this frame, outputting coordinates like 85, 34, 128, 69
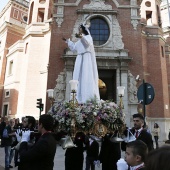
0, 114, 56, 170
0, 113, 169, 170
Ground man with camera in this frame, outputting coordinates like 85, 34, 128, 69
14, 116, 36, 167
18, 114, 57, 170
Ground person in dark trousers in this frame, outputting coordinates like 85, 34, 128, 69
0, 117, 7, 147
152, 123, 160, 149
18, 114, 57, 170
85, 135, 99, 170
99, 133, 121, 170
65, 132, 86, 170
121, 113, 154, 152
3, 119, 16, 170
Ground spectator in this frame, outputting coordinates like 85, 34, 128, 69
14, 116, 37, 167
18, 114, 57, 170
152, 123, 160, 149
145, 145, 170, 170
22, 116, 36, 130
14, 118, 22, 129
0, 117, 7, 146
3, 119, 16, 170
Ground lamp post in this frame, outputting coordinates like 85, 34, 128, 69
47, 89, 55, 106
117, 86, 125, 109
112, 86, 125, 143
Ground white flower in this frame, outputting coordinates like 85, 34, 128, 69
93, 112, 97, 116
109, 102, 115, 107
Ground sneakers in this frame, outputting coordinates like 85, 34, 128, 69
9, 165, 13, 168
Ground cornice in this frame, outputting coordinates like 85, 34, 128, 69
0, 21, 25, 35
6, 41, 24, 57
0, 0, 28, 18
76, 9, 118, 15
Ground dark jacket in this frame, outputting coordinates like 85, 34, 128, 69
0, 121, 6, 139
3, 125, 14, 146
99, 135, 121, 170
121, 128, 154, 152
131, 128, 154, 151
65, 132, 86, 170
65, 145, 84, 170
86, 140, 99, 160
19, 133, 57, 170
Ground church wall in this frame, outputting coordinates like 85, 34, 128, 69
1, 0, 170, 141
3, 40, 24, 118
18, 32, 51, 120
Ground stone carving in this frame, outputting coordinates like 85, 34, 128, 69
54, 72, 66, 102
71, 1, 124, 50
130, 0, 139, 30
128, 71, 138, 103
72, 15, 84, 42
55, 6, 64, 27
83, 0, 112, 10
131, 19, 138, 30
130, 0, 137, 5
56, 17, 63, 27
112, 16, 124, 49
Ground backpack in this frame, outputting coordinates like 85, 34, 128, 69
2, 128, 9, 138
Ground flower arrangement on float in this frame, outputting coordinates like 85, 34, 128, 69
48, 99, 125, 135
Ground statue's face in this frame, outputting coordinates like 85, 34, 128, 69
79, 27, 83, 34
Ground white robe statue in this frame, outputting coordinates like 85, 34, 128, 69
66, 34, 100, 103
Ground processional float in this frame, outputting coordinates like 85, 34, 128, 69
48, 80, 136, 148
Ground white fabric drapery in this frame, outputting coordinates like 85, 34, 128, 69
66, 34, 100, 103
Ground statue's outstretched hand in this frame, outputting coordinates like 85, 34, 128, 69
75, 33, 82, 38
62, 37, 67, 41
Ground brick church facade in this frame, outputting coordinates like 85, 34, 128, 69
0, 0, 170, 140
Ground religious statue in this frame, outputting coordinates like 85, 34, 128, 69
62, 21, 100, 103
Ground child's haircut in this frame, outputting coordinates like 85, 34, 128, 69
126, 140, 148, 162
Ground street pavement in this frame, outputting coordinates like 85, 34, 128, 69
0, 144, 102, 170
0, 141, 164, 170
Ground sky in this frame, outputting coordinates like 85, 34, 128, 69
0, 0, 9, 12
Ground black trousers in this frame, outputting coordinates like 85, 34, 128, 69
85, 156, 95, 170
154, 136, 159, 148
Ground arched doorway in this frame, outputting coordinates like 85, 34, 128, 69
98, 70, 116, 101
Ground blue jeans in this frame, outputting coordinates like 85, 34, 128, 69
4, 146, 14, 168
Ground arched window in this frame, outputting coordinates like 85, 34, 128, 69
28, 2, 34, 24
39, 0, 46, 4
89, 18, 109, 46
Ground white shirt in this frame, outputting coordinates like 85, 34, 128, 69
135, 127, 143, 137
130, 163, 144, 170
